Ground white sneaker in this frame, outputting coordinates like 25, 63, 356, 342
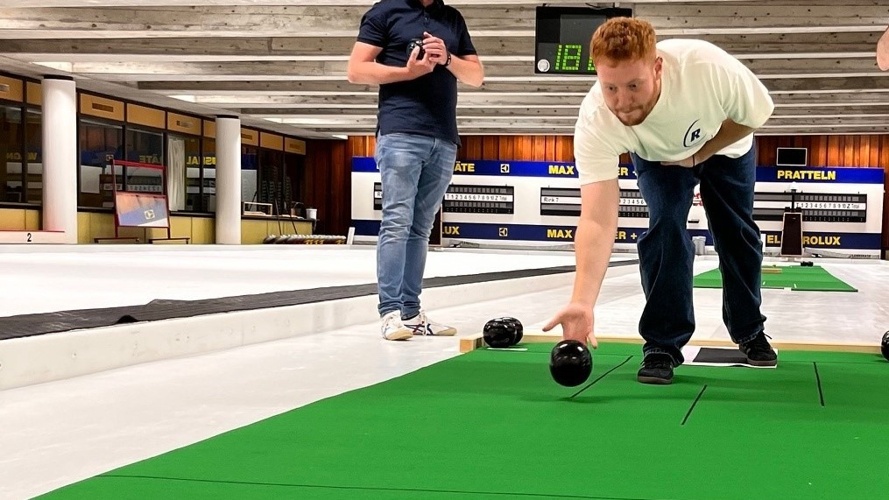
381, 310, 412, 341
403, 310, 457, 336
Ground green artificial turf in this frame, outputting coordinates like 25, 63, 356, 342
39, 342, 889, 500
694, 264, 857, 292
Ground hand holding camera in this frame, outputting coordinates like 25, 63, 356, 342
405, 32, 450, 78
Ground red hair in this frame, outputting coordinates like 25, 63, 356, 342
591, 17, 657, 64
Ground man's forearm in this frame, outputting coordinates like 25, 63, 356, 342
695, 119, 756, 162
570, 217, 617, 306
570, 181, 620, 306
446, 55, 484, 87
347, 62, 416, 85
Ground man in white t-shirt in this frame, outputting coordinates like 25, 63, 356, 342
543, 17, 778, 384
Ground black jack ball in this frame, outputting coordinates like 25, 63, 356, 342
549, 340, 593, 387
483, 318, 517, 348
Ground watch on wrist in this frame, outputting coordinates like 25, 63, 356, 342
444, 52, 452, 67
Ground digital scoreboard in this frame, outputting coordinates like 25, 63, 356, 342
534, 6, 633, 75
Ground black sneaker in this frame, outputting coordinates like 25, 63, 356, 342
637, 353, 674, 385
739, 332, 778, 367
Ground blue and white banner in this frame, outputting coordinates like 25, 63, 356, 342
352, 158, 884, 254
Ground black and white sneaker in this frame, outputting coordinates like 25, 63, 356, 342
637, 353, 675, 385
739, 332, 778, 367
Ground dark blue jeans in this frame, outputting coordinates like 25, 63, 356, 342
631, 146, 767, 365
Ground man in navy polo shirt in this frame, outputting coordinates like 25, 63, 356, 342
347, 0, 484, 340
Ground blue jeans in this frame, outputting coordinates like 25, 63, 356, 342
375, 133, 457, 319
631, 146, 767, 365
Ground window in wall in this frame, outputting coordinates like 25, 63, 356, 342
202, 137, 216, 212
125, 127, 164, 200
258, 148, 284, 214
78, 118, 123, 208
0, 105, 23, 203
241, 145, 259, 208
167, 133, 200, 212
24, 109, 42, 204
284, 152, 305, 215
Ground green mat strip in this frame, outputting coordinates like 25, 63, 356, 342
38, 342, 889, 500
693, 264, 857, 292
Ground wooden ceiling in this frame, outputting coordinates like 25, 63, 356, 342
1, 0, 888, 139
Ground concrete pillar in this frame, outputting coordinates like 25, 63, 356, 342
215, 116, 241, 244
41, 75, 78, 244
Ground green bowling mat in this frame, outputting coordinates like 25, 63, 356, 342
36, 342, 889, 500
694, 264, 857, 292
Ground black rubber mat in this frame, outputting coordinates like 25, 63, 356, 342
0, 260, 638, 341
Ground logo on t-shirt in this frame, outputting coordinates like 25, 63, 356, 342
683, 120, 702, 147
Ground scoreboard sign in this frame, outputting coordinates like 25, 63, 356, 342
752, 193, 867, 223
374, 183, 515, 214
353, 159, 884, 255
540, 187, 648, 218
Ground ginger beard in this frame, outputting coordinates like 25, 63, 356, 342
596, 55, 663, 127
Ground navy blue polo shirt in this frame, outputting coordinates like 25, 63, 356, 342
356, 0, 477, 146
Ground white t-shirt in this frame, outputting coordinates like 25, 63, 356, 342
573, 38, 775, 185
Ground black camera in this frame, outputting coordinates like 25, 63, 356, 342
407, 38, 426, 60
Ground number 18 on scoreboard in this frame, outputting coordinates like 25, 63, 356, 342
534, 6, 634, 75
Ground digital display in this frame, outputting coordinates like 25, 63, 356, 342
535, 6, 633, 75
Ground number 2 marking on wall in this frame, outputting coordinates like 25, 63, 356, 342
26, 233, 32, 243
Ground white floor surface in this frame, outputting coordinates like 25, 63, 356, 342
1, 245, 887, 499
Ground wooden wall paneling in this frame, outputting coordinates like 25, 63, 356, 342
303, 139, 353, 235
482, 136, 499, 159
849, 135, 859, 167
499, 136, 514, 160
350, 136, 373, 157
544, 136, 556, 160
756, 136, 773, 166
880, 136, 889, 169
461, 136, 482, 160
826, 136, 841, 166
520, 136, 534, 159
868, 136, 881, 168
619, 153, 632, 165
842, 135, 854, 165
810, 136, 827, 166
531, 136, 545, 161
333, 140, 351, 235
857, 136, 869, 167
557, 136, 573, 162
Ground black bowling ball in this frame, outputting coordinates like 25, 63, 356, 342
549, 339, 593, 387
500, 316, 523, 345
483, 318, 517, 348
